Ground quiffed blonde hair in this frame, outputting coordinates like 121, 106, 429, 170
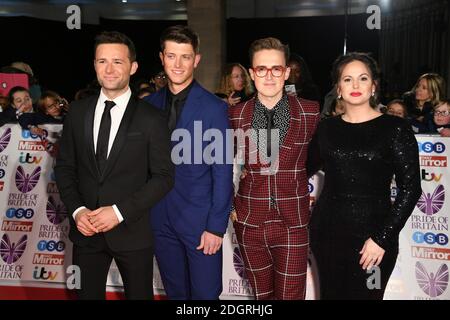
248, 37, 289, 66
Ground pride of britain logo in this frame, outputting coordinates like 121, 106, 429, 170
415, 262, 449, 298
46, 196, 67, 225
0, 233, 27, 264
416, 185, 445, 216
233, 247, 247, 279
15, 165, 41, 193
0, 128, 11, 153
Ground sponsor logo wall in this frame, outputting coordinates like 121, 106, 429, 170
0, 124, 71, 283
0, 125, 448, 299
383, 136, 449, 300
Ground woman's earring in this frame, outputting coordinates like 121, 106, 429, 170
338, 95, 342, 99
372, 91, 375, 97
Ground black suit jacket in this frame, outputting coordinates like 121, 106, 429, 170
55, 94, 174, 251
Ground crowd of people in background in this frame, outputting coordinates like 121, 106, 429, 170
1, 55, 449, 137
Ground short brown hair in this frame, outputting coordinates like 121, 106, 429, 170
94, 31, 137, 62
248, 37, 290, 66
160, 25, 200, 54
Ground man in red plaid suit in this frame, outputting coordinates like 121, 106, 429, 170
229, 37, 320, 300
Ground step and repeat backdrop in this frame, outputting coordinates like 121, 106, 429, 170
0, 123, 448, 300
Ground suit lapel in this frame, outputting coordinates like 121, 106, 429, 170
149, 87, 167, 111
176, 81, 203, 130
239, 98, 260, 169
241, 98, 255, 131
99, 96, 137, 182
84, 95, 100, 178
278, 95, 300, 163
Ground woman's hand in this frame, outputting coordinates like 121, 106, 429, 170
30, 126, 45, 137
230, 210, 237, 222
227, 92, 241, 106
240, 167, 248, 180
359, 238, 385, 270
439, 128, 450, 137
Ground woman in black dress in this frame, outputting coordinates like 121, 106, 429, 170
308, 52, 422, 300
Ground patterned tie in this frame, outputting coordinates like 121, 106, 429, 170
96, 100, 116, 174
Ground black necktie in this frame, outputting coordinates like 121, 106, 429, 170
168, 97, 178, 131
96, 100, 116, 174
265, 108, 275, 158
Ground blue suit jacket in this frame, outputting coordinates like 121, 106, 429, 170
145, 81, 233, 236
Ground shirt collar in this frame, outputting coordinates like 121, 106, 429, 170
255, 93, 288, 113
99, 87, 132, 110
167, 80, 195, 102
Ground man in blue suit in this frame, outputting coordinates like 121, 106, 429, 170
145, 25, 233, 299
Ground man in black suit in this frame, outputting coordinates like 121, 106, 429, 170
55, 31, 174, 300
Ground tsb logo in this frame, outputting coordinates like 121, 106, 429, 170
21, 129, 48, 140
37, 240, 65, 252
391, 186, 398, 199
413, 232, 448, 246
418, 142, 446, 154
6, 208, 34, 219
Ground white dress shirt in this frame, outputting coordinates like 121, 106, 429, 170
72, 88, 132, 223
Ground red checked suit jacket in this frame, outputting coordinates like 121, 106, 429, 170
229, 95, 320, 228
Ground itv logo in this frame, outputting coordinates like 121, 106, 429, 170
19, 152, 43, 165
33, 266, 58, 281
421, 169, 443, 182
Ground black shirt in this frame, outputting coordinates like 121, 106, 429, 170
166, 81, 195, 130
252, 93, 290, 158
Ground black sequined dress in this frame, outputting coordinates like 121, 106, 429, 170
309, 114, 421, 300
